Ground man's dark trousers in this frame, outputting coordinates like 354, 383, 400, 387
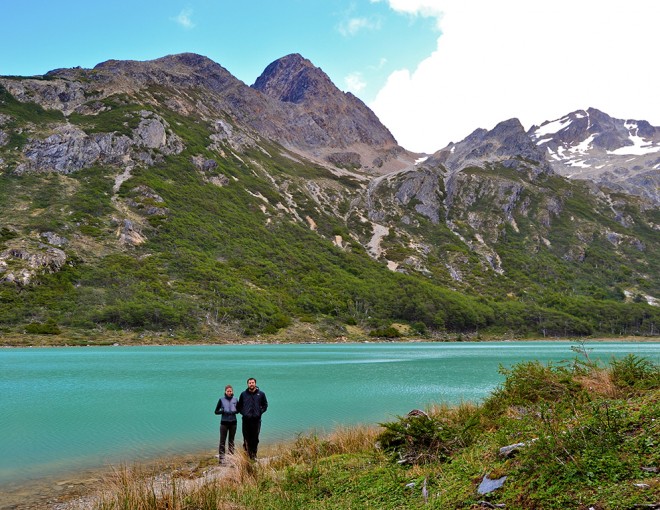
242, 417, 261, 459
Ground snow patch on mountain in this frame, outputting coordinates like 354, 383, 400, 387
534, 116, 572, 138
608, 122, 659, 155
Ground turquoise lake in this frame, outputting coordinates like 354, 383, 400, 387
1, 341, 658, 487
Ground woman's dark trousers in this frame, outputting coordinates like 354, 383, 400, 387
219, 422, 236, 460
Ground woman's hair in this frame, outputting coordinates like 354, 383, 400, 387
225, 384, 233, 391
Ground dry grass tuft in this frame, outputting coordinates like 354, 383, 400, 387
427, 401, 480, 421
574, 368, 618, 398
267, 424, 381, 469
325, 424, 381, 452
91, 459, 242, 510
230, 450, 259, 484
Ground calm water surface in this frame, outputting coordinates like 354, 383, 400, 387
1, 341, 658, 485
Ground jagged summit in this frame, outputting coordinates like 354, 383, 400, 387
251, 53, 403, 168
530, 107, 660, 154
252, 53, 316, 103
429, 118, 552, 176
253, 53, 399, 147
252, 53, 328, 104
529, 108, 660, 203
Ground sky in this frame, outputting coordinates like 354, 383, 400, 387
2, 0, 659, 153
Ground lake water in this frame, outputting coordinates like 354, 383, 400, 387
1, 341, 658, 487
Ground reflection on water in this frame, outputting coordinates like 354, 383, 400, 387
1, 341, 658, 485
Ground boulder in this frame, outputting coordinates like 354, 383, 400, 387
477, 474, 507, 495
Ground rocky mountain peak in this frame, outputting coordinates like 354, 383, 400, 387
529, 107, 660, 153
92, 53, 207, 75
429, 118, 552, 176
528, 108, 660, 203
90, 52, 239, 92
252, 53, 335, 104
251, 53, 402, 167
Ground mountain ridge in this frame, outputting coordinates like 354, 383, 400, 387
1, 52, 413, 176
0, 52, 658, 341
527, 107, 660, 204
3, 53, 658, 203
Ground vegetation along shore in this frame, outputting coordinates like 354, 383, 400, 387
2, 319, 659, 348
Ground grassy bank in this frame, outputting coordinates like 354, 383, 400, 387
59, 353, 659, 510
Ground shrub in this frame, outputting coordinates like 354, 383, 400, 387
610, 354, 660, 391
369, 326, 401, 338
485, 361, 582, 413
378, 404, 483, 464
24, 320, 61, 335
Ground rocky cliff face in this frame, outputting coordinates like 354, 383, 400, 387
253, 54, 398, 151
15, 111, 184, 175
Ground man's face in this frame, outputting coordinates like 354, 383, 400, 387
247, 379, 257, 391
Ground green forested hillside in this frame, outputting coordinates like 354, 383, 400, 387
1, 74, 659, 343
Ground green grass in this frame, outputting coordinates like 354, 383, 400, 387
68, 95, 144, 136
0, 84, 64, 125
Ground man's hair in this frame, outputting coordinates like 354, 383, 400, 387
247, 377, 256, 383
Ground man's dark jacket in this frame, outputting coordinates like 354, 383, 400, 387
237, 387, 268, 419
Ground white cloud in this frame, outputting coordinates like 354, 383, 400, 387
370, 0, 660, 153
345, 72, 367, 93
172, 9, 195, 30
338, 16, 381, 37
375, 0, 444, 28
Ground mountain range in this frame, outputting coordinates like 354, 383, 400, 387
0, 53, 658, 341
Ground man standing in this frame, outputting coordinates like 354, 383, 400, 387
237, 377, 268, 460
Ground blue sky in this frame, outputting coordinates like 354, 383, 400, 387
2, 1, 659, 153
0, 1, 437, 103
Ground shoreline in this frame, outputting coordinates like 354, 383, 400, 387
0, 448, 224, 510
2, 334, 659, 348
0, 440, 295, 510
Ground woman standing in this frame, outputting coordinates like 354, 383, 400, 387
214, 384, 238, 463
